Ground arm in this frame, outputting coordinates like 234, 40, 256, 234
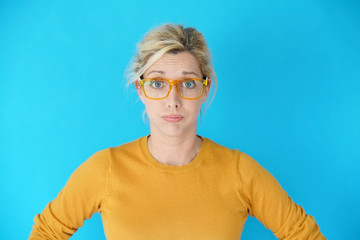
237, 152, 326, 240
29, 149, 110, 239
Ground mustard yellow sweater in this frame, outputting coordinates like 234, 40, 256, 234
30, 136, 326, 239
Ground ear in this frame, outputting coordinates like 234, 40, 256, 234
201, 77, 212, 103
135, 81, 146, 104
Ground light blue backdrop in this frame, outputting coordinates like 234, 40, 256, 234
1, 0, 359, 239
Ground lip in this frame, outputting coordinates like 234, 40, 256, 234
162, 115, 184, 122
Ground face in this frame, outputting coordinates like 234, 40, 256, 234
136, 51, 210, 138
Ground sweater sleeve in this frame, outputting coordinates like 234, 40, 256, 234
29, 149, 111, 239
237, 152, 326, 240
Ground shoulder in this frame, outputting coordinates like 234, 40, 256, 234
83, 136, 144, 168
203, 137, 247, 159
89, 136, 149, 171
107, 136, 146, 158
202, 137, 245, 168
203, 137, 262, 169
77, 148, 110, 176
203, 137, 238, 154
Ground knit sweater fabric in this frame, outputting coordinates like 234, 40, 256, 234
29, 136, 326, 239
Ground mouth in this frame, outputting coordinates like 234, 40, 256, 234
162, 115, 184, 122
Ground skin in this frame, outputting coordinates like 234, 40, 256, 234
136, 51, 211, 166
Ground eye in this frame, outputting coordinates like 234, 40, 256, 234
149, 80, 167, 89
181, 80, 196, 89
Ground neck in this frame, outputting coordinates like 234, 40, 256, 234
147, 132, 202, 166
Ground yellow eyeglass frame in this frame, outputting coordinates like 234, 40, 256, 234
138, 77, 208, 100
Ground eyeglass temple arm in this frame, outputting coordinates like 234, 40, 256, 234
203, 77, 209, 86
138, 76, 209, 86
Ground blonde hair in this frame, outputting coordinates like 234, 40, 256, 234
126, 23, 217, 110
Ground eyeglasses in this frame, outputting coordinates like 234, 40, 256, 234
139, 77, 208, 100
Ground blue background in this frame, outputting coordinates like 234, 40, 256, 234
1, 0, 359, 239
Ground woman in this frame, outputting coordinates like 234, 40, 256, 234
30, 24, 326, 239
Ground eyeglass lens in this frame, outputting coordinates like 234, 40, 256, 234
143, 79, 204, 99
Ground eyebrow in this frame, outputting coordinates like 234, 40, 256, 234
182, 71, 200, 77
146, 70, 165, 76
146, 70, 200, 77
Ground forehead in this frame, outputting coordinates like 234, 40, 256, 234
144, 51, 201, 77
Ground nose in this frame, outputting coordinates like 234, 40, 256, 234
166, 85, 181, 110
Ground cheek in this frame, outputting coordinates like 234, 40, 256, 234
186, 101, 203, 117
143, 102, 152, 114
143, 101, 160, 117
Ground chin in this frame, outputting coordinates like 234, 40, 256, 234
150, 117, 197, 138
162, 125, 198, 138
162, 127, 186, 138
